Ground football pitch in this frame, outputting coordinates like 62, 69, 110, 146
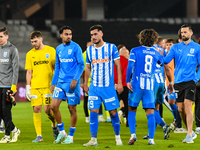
1, 101, 199, 150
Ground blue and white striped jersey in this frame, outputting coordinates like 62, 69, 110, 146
126, 46, 163, 90
152, 45, 165, 84
86, 42, 120, 87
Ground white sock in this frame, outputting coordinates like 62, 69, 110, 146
12, 127, 18, 133
59, 130, 66, 134
118, 110, 123, 116
5, 135, 10, 139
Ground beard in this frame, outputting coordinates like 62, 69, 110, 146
94, 39, 100, 44
182, 37, 189, 41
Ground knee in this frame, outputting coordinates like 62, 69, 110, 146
178, 107, 184, 114
68, 105, 76, 114
51, 105, 58, 112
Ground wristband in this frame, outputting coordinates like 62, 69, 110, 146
26, 85, 31, 90
169, 81, 173, 85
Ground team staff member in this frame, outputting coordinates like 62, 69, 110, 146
25, 31, 58, 143
164, 24, 200, 143
0, 27, 20, 143
51, 26, 85, 144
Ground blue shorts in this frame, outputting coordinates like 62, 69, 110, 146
154, 83, 164, 104
52, 82, 80, 105
128, 88, 155, 109
88, 85, 119, 111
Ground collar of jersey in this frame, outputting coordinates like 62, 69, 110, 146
180, 39, 194, 46
94, 42, 106, 49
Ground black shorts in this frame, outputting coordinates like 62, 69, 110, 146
174, 80, 196, 102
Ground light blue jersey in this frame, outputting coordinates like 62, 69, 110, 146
126, 46, 163, 90
152, 45, 165, 85
51, 41, 85, 84
164, 40, 200, 83
86, 42, 120, 87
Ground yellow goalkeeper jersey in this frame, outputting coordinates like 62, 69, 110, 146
25, 45, 56, 89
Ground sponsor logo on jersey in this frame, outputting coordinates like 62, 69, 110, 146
190, 48, 194, 54
0, 59, 9, 62
68, 49, 72, 55
59, 58, 73, 62
3, 52, 7, 57
92, 58, 109, 64
33, 60, 49, 66
46, 53, 49, 59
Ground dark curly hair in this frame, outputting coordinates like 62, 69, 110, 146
138, 29, 158, 47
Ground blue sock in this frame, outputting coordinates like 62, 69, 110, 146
147, 113, 155, 139
110, 112, 120, 135
154, 110, 165, 127
57, 122, 64, 131
128, 111, 136, 134
170, 104, 177, 120
90, 111, 98, 138
69, 127, 76, 136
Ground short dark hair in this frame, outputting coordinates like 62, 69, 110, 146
89, 25, 103, 32
138, 29, 158, 47
156, 37, 163, 45
59, 26, 73, 34
178, 29, 182, 39
166, 38, 175, 44
117, 44, 125, 51
181, 24, 193, 32
30, 31, 42, 39
0, 27, 8, 35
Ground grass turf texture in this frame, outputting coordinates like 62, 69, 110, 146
1, 101, 198, 150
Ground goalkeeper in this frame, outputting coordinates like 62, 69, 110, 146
25, 31, 58, 142
0, 27, 20, 143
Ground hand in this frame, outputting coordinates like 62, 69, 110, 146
25, 85, 31, 102
168, 84, 173, 94
50, 85, 55, 93
156, 46, 164, 56
127, 82, 133, 92
84, 83, 89, 95
117, 83, 123, 94
115, 84, 118, 90
70, 79, 77, 89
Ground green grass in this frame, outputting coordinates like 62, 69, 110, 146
1, 101, 199, 149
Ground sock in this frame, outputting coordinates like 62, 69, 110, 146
12, 127, 18, 133
47, 113, 57, 127
0, 119, 3, 128
90, 111, 98, 138
57, 122, 65, 132
118, 110, 123, 116
147, 113, 155, 139
5, 135, 10, 139
33, 113, 42, 136
128, 111, 136, 134
106, 111, 110, 118
69, 127, 76, 136
154, 110, 165, 127
110, 113, 120, 136
170, 104, 177, 120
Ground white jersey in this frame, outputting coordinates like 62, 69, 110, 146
86, 42, 120, 87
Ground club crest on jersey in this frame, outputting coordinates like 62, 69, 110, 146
46, 53, 49, 59
190, 48, 194, 54
3, 52, 7, 57
68, 49, 72, 55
